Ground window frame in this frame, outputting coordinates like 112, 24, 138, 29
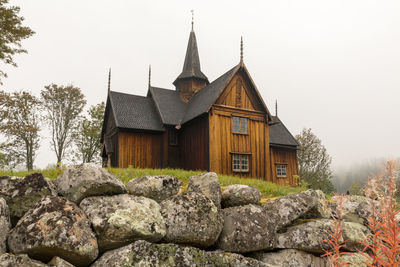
232, 153, 250, 173
276, 164, 287, 178
169, 129, 178, 146
232, 116, 248, 134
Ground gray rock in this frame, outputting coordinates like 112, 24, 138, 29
0, 198, 10, 254
0, 253, 47, 267
54, 163, 126, 204
216, 204, 276, 253
126, 175, 181, 202
262, 189, 331, 231
331, 195, 375, 225
160, 191, 223, 248
340, 253, 371, 267
8, 196, 98, 267
250, 249, 327, 267
222, 184, 262, 208
91, 240, 271, 267
48, 256, 75, 267
276, 219, 370, 253
187, 172, 222, 209
80, 194, 166, 252
0, 173, 57, 225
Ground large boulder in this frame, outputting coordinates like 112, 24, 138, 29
91, 240, 270, 267
0, 198, 10, 254
126, 175, 181, 202
340, 253, 371, 267
7, 196, 98, 267
0, 253, 47, 267
250, 249, 327, 267
216, 204, 276, 253
331, 195, 375, 225
80, 194, 166, 252
187, 172, 222, 209
276, 219, 370, 253
54, 163, 126, 204
222, 184, 261, 208
160, 191, 223, 248
262, 189, 331, 230
0, 173, 57, 225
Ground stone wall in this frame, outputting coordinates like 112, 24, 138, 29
0, 164, 372, 266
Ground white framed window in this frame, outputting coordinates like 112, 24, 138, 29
232, 154, 249, 172
276, 164, 287, 178
232, 116, 248, 134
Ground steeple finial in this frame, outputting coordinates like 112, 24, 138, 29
107, 68, 111, 92
148, 64, 151, 88
240, 36, 243, 63
275, 99, 278, 116
191, 10, 194, 31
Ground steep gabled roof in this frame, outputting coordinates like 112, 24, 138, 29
269, 116, 299, 148
173, 30, 209, 85
149, 86, 188, 125
109, 91, 164, 132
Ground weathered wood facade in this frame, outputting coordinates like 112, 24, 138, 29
101, 25, 300, 185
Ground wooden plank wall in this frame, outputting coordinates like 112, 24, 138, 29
270, 147, 299, 186
209, 106, 271, 180
179, 115, 209, 171
118, 131, 162, 169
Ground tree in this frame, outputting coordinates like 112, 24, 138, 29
41, 84, 86, 165
296, 128, 334, 193
73, 102, 105, 164
0, 90, 41, 170
349, 181, 362, 195
0, 0, 35, 84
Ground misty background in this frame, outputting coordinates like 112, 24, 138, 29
1, 0, 399, 191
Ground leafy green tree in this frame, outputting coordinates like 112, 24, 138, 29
296, 128, 334, 193
0, 0, 35, 84
349, 181, 362, 195
0, 90, 41, 170
73, 102, 105, 164
41, 84, 86, 165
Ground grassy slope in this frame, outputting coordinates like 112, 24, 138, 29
0, 167, 306, 200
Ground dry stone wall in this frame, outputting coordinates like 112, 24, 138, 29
0, 164, 372, 266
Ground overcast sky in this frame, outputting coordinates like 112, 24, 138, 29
2, 0, 400, 170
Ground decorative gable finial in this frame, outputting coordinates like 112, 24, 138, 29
275, 99, 278, 117
108, 68, 111, 92
240, 36, 243, 64
191, 10, 194, 31
148, 64, 151, 88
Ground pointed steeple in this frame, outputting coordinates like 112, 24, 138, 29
107, 68, 111, 92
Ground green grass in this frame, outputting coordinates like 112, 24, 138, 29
0, 166, 307, 199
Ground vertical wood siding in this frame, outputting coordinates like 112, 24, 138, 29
180, 115, 209, 171
118, 131, 162, 169
270, 147, 299, 186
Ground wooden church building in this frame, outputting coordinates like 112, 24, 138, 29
101, 23, 300, 186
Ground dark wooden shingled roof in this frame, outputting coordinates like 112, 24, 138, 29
109, 91, 164, 132
269, 116, 299, 148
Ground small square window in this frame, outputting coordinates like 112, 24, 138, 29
169, 130, 178, 146
232, 116, 247, 134
276, 164, 287, 178
232, 154, 249, 172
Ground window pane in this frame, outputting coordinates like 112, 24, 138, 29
240, 118, 247, 133
241, 155, 249, 171
233, 154, 240, 171
276, 164, 287, 177
232, 117, 240, 132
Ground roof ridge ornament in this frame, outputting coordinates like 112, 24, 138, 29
191, 10, 194, 31
240, 36, 243, 64
275, 99, 278, 117
148, 64, 151, 89
108, 68, 111, 92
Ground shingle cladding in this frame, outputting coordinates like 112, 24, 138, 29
149, 87, 187, 125
109, 91, 164, 132
269, 116, 299, 147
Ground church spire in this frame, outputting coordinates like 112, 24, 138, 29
107, 68, 111, 92
173, 13, 209, 102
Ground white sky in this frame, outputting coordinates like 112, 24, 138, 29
2, 0, 400, 170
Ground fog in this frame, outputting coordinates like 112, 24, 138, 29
2, 0, 400, 170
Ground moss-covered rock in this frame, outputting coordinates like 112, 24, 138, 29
217, 204, 276, 253
0, 197, 10, 254
126, 175, 181, 202
249, 249, 327, 267
0, 173, 57, 226
188, 172, 222, 209
54, 163, 126, 204
0, 253, 47, 267
91, 240, 270, 267
48, 256, 76, 267
222, 184, 261, 208
80, 194, 166, 252
160, 191, 223, 248
7, 196, 98, 267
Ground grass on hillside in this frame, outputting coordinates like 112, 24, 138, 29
0, 166, 306, 199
